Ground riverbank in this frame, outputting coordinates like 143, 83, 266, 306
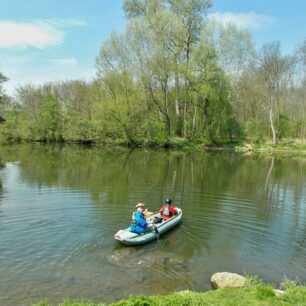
32, 282, 306, 306
231, 141, 306, 155
2, 138, 306, 154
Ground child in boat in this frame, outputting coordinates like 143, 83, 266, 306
159, 198, 177, 220
130, 203, 154, 233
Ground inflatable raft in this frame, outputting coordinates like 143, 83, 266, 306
114, 208, 183, 246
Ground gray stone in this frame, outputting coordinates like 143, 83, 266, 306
211, 272, 249, 289
274, 289, 285, 297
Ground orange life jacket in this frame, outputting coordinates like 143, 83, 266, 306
131, 211, 138, 224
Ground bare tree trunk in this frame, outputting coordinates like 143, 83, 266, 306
175, 66, 182, 136
164, 88, 171, 138
192, 105, 197, 136
175, 98, 180, 117
183, 101, 187, 137
269, 97, 276, 144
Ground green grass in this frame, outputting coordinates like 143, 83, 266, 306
32, 284, 306, 306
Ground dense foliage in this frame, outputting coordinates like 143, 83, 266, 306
1, 1, 306, 146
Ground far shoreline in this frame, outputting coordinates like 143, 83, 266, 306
2, 138, 306, 156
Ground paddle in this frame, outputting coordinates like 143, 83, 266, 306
153, 224, 160, 239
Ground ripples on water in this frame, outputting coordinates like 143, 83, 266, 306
0, 145, 305, 305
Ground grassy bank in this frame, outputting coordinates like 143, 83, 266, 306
3, 137, 306, 152
33, 283, 306, 306
198, 140, 306, 156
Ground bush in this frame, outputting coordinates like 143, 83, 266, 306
281, 275, 300, 290
276, 114, 293, 139
254, 284, 275, 300
244, 119, 267, 142
282, 287, 306, 304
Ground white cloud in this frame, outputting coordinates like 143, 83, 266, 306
1, 56, 95, 95
0, 19, 89, 95
0, 19, 87, 49
209, 12, 276, 29
49, 57, 78, 66
0, 21, 64, 49
47, 19, 87, 27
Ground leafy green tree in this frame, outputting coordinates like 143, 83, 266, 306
191, 43, 240, 142
119, 0, 214, 138
276, 114, 293, 139
0, 110, 22, 142
0, 72, 9, 117
245, 118, 267, 142
0, 72, 8, 97
37, 95, 62, 141
16, 84, 42, 124
257, 42, 293, 144
100, 71, 146, 145
202, 19, 256, 82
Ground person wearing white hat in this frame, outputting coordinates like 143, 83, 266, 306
130, 202, 154, 233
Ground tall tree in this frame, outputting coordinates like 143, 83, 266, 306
0, 72, 9, 112
0, 72, 8, 94
126, 14, 178, 137
202, 19, 256, 83
191, 43, 239, 142
168, 0, 213, 136
121, 0, 213, 138
37, 95, 62, 141
257, 42, 292, 144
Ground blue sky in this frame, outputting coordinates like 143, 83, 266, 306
0, 0, 305, 95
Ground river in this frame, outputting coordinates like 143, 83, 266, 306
0, 144, 305, 305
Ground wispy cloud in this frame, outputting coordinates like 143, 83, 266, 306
49, 57, 78, 66
0, 19, 86, 49
47, 19, 87, 27
0, 21, 63, 49
209, 12, 276, 29
1, 54, 94, 95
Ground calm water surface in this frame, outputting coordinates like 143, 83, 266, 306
0, 144, 305, 305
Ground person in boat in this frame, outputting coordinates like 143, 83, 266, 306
159, 198, 177, 220
130, 203, 154, 234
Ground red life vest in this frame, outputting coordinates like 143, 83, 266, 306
160, 205, 176, 220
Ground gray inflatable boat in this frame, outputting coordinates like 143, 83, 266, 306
114, 208, 183, 246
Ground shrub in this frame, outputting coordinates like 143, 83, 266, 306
280, 275, 300, 290
245, 119, 267, 142
254, 284, 275, 300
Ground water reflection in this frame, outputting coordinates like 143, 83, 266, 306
0, 144, 305, 305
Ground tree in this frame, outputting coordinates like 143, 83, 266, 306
202, 19, 256, 83
121, 0, 213, 138
168, 0, 213, 136
191, 43, 240, 142
127, 15, 177, 138
16, 83, 42, 123
37, 95, 62, 141
0, 72, 9, 114
0, 72, 8, 95
257, 42, 292, 144
96, 31, 145, 144
296, 39, 306, 138
100, 71, 145, 145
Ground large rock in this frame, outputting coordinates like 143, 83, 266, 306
274, 289, 285, 297
211, 272, 249, 289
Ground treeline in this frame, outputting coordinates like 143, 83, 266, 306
0, 0, 306, 146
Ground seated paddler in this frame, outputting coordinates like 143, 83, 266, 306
130, 202, 154, 234
159, 198, 177, 220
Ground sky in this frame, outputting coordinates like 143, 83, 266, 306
0, 0, 305, 95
